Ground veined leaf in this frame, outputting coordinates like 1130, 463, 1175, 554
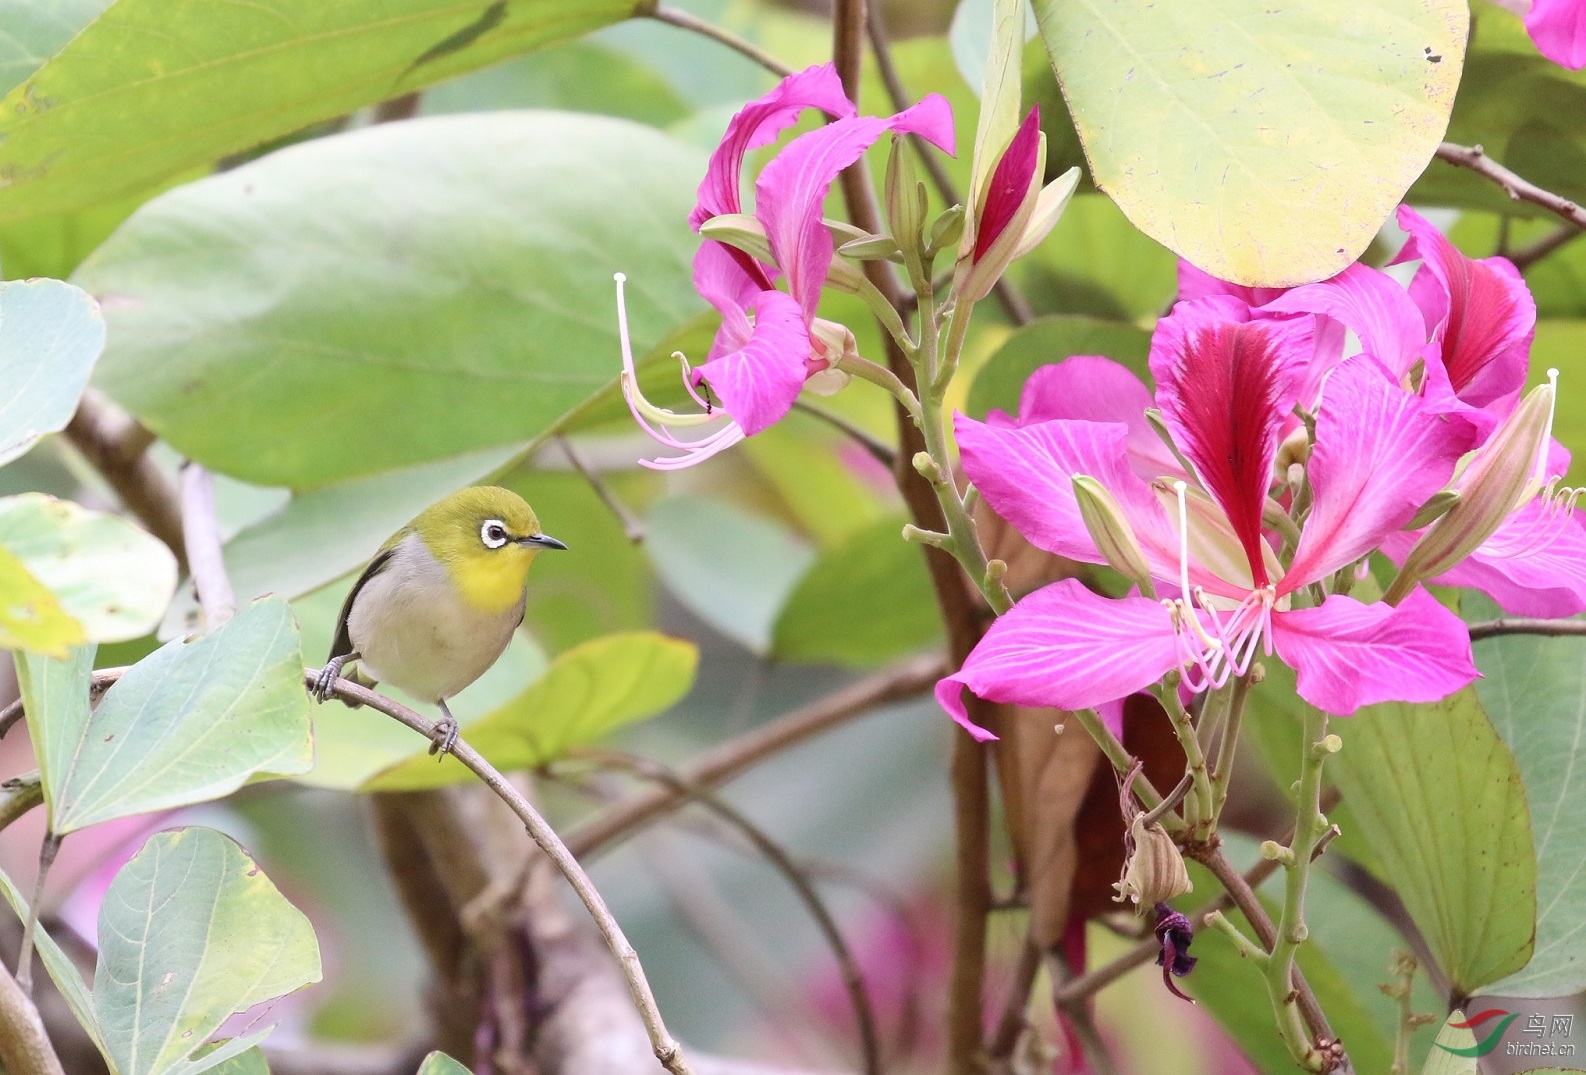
0, 278, 105, 467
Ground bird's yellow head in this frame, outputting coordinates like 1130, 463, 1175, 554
411, 486, 567, 615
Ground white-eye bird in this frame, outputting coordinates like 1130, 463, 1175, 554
310, 486, 567, 756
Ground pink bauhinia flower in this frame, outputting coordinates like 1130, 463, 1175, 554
1517, 0, 1586, 68
937, 297, 1484, 739
618, 64, 954, 469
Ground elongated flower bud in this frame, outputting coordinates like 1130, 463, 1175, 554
884, 134, 928, 277
954, 106, 1045, 304
1389, 376, 1557, 602
1073, 475, 1156, 598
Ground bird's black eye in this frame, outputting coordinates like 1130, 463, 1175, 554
480, 520, 509, 549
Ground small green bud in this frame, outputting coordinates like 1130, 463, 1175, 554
913, 451, 944, 483
698, 213, 773, 263
836, 234, 904, 263
883, 135, 927, 271
1073, 475, 1157, 598
926, 205, 965, 257
1405, 489, 1461, 531
986, 558, 1008, 581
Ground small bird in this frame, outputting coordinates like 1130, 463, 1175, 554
310, 486, 567, 756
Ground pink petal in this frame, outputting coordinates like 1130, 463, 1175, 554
1393, 205, 1535, 413
1176, 260, 1289, 306
1261, 261, 1426, 379
1005, 357, 1183, 481
1270, 588, 1479, 715
756, 94, 954, 322
692, 289, 810, 435
1419, 502, 1586, 618
690, 63, 855, 230
975, 105, 1041, 262
954, 412, 1184, 583
1526, 0, 1586, 68
1285, 356, 1479, 589
1150, 296, 1309, 587
935, 580, 1184, 739
694, 241, 762, 360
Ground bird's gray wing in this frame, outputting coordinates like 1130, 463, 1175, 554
327, 548, 396, 662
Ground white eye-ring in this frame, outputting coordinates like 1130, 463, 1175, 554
481, 520, 509, 549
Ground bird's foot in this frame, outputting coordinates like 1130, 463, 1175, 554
311, 657, 345, 703
429, 715, 459, 758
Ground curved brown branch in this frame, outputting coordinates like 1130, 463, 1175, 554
0, 957, 64, 1075
565, 652, 944, 858
645, 4, 795, 78
62, 389, 186, 572
1468, 616, 1586, 640
1434, 143, 1586, 231
305, 670, 694, 1075
1508, 222, 1585, 271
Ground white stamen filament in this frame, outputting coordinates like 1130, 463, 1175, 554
1536, 367, 1560, 491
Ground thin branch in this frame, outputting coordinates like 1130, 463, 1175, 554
576, 750, 883, 1075
986, 934, 1042, 1064
1468, 616, 1586, 640
1508, 222, 1585, 271
1435, 143, 1586, 231
16, 832, 62, 996
0, 775, 43, 834
63, 388, 186, 572
557, 435, 645, 543
180, 463, 235, 628
0, 955, 65, 1075
306, 671, 694, 1075
645, 4, 795, 78
789, 402, 898, 469
565, 652, 945, 858
1325, 858, 1450, 1002
1046, 954, 1120, 1075
0, 669, 126, 742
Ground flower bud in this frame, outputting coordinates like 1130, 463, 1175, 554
1113, 815, 1192, 909
836, 234, 904, 263
1008, 166, 1080, 260
1390, 377, 1556, 601
953, 106, 1045, 304
884, 134, 928, 274
698, 213, 773, 264
1073, 475, 1157, 598
809, 318, 859, 378
927, 204, 965, 256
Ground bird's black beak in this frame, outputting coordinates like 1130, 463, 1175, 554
519, 533, 568, 551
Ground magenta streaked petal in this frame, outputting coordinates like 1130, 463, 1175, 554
690, 63, 854, 230
1422, 503, 1586, 617
1526, 0, 1586, 69
1176, 260, 1288, 306
1285, 356, 1479, 589
935, 580, 1184, 738
1270, 589, 1479, 715
1261, 262, 1426, 379
954, 412, 1184, 582
693, 241, 761, 359
1150, 296, 1308, 586
693, 289, 810, 436
1393, 205, 1535, 413
974, 105, 1041, 262
1008, 358, 1183, 481
756, 94, 955, 322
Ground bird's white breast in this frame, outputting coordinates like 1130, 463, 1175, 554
346, 533, 524, 703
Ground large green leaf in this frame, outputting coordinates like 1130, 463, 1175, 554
0, 0, 642, 223
1033, 0, 1467, 285
0, 0, 111, 96
965, 314, 1153, 420
79, 111, 705, 487
95, 828, 320, 1075
0, 542, 81, 654
772, 516, 941, 667
0, 278, 105, 466
0, 493, 176, 642
645, 496, 814, 654
28, 596, 313, 834
1327, 687, 1536, 996
363, 630, 697, 791
1468, 596, 1586, 997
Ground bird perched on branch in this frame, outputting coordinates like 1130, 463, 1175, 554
310, 485, 567, 756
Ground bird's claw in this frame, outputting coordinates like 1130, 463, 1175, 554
429, 716, 459, 758
311, 657, 344, 703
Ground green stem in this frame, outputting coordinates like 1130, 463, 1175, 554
835, 353, 921, 424
1204, 909, 1269, 964
935, 298, 975, 397
1153, 678, 1214, 836
1210, 673, 1253, 822
1067, 708, 1183, 834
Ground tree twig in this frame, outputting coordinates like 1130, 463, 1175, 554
0, 955, 65, 1075
63, 388, 186, 572
557, 435, 645, 544
1468, 616, 1586, 640
644, 4, 795, 78
180, 463, 235, 629
1434, 143, 1586, 231
789, 402, 897, 470
986, 933, 1042, 1064
566, 652, 945, 858
1507, 222, 1585, 270
16, 832, 62, 997
0, 670, 126, 742
306, 670, 694, 1075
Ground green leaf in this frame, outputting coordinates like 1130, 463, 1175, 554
645, 496, 814, 654
965, 314, 1153, 420
95, 827, 321, 1075
1033, 0, 1467, 285
0, 0, 642, 223
0, 0, 111, 96
1468, 595, 1586, 997
0, 543, 82, 654
1528, 321, 1586, 485
363, 630, 697, 791
0, 861, 106, 1060
772, 517, 941, 667
198, 1049, 268, 1075
415, 1051, 472, 1075
1326, 687, 1536, 996
0, 493, 176, 642
79, 111, 706, 487
29, 596, 313, 834
0, 278, 105, 466
1419, 1011, 1481, 1074
740, 416, 888, 550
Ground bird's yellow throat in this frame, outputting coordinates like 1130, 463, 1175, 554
433, 541, 538, 616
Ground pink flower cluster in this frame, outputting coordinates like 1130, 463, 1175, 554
940, 206, 1586, 736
